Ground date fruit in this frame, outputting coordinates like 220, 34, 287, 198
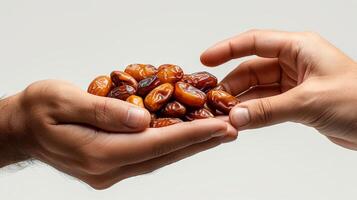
174, 82, 206, 108
181, 72, 217, 92
207, 90, 239, 114
211, 84, 226, 92
144, 83, 174, 112
126, 95, 144, 108
88, 75, 113, 97
137, 75, 162, 96
161, 101, 186, 118
157, 64, 184, 84
108, 84, 136, 100
125, 64, 157, 81
110, 71, 138, 90
185, 108, 214, 121
151, 118, 183, 128
88, 63, 236, 128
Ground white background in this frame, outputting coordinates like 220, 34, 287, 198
1, 0, 357, 199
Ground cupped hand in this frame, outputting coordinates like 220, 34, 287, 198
201, 29, 357, 150
0, 80, 236, 189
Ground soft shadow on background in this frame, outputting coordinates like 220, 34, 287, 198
1, 0, 357, 199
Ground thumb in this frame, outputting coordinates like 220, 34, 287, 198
229, 89, 302, 130
56, 89, 151, 133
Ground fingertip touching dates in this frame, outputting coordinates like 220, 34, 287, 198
87, 63, 240, 127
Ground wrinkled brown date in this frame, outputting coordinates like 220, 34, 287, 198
207, 90, 239, 114
185, 108, 214, 121
144, 83, 174, 112
126, 95, 144, 108
157, 64, 184, 84
110, 71, 138, 90
88, 64, 237, 128
88, 75, 113, 97
174, 82, 206, 108
161, 101, 186, 118
137, 75, 162, 96
151, 118, 183, 128
108, 84, 136, 100
181, 72, 217, 92
125, 64, 157, 81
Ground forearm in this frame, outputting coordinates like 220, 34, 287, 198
0, 95, 29, 168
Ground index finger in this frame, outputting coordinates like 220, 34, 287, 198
94, 118, 235, 166
200, 29, 297, 66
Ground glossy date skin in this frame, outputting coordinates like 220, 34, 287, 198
185, 108, 214, 121
157, 64, 184, 84
110, 71, 138, 90
125, 64, 157, 81
174, 82, 206, 108
137, 75, 162, 96
182, 72, 217, 92
87, 76, 113, 97
161, 101, 186, 118
108, 84, 137, 100
144, 83, 174, 112
207, 90, 239, 114
126, 95, 144, 108
150, 118, 183, 128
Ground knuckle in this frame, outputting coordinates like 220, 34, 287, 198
251, 98, 273, 127
93, 98, 111, 125
22, 80, 71, 110
297, 31, 322, 43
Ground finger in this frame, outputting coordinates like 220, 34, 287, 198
327, 136, 357, 151
120, 137, 225, 179
90, 136, 232, 189
229, 87, 303, 130
220, 58, 281, 96
200, 29, 297, 66
55, 87, 151, 132
237, 84, 281, 102
91, 118, 230, 166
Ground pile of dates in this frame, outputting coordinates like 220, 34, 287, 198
88, 64, 240, 128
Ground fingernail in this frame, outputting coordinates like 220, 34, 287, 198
230, 107, 250, 128
125, 107, 147, 128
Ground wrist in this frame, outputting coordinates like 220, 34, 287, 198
0, 94, 30, 168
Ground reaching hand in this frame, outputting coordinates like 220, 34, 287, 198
201, 29, 357, 150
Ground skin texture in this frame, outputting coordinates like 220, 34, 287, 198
201, 29, 357, 150
0, 80, 237, 190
